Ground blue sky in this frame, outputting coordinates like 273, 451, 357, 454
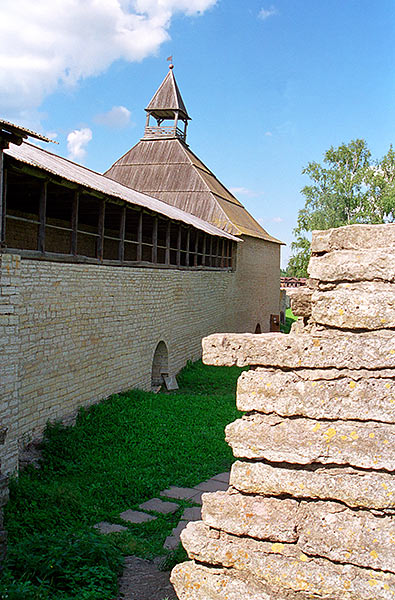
1, 0, 394, 267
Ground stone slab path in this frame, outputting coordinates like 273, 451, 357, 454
96, 471, 231, 600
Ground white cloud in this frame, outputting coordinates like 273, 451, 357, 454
67, 127, 93, 161
230, 186, 260, 198
265, 131, 273, 136
259, 6, 278, 20
0, 0, 217, 117
272, 216, 284, 223
95, 105, 132, 128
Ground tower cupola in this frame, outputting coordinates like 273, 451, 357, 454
143, 64, 190, 142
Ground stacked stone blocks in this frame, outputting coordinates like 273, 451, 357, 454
171, 224, 395, 600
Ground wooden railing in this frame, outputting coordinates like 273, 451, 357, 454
143, 126, 185, 140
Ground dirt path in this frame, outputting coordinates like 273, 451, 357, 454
117, 556, 177, 600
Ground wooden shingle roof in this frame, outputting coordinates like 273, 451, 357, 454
145, 68, 190, 121
105, 138, 282, 243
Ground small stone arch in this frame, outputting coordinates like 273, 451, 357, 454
254, 323, 262, 334
151, 341, 169, 390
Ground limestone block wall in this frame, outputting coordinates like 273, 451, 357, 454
1, 243, 279, 475
171, 223, 395, 600
234, 236, 280, 334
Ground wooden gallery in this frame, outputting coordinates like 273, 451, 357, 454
0, 68, 282, 473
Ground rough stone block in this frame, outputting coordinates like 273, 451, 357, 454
201, 490, 299, 542
298, 500, 395, 572
230, 461, 395, 510
202, 330, 395, 369
181, 521, 395, 600
171, 561, 311, 600
311, 282, 395, 329
308, 249, 395, 282
287, 287, 312, 318
225, 414, 394, 470
236, 368, 395, 423
311, 223, 395, 253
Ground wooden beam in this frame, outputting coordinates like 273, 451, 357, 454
137, 210, 142, 262
152, 216, 158, 264
97, 199, 105, 261
119, 206, 126, 263
38, 180, 47, 253
165, 221, 171, 265
71, 190, 79, 255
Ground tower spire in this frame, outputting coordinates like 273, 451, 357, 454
143, 66, 190, 142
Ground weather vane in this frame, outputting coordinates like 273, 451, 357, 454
166, 55, 174, 69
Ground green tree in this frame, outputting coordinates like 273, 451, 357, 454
287, 140, 395, 276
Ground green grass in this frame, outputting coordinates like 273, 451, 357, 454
280, 307, 297, 334
1, 361, 244, 599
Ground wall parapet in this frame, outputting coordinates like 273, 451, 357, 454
171, 223, 395, 600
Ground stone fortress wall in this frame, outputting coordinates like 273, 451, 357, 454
0, 235, 279, 475
171, 223, 395, 600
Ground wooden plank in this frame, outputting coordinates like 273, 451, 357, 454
97, 199, 105, 261
71, 190, 79, 255
165, 221, 171, 265
38, 180, 47, 253
152, 216, 158, 263
137, 210, 143, 262
119, 205, 126, 263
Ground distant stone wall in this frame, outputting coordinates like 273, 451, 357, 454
0, 238, 279, 474
171, 223, 395, 600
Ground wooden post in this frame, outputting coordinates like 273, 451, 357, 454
71, 190, 79, 256
119, 206, 126, 263
221, 238, 225, 268
165, 221, 171, 265
97, 199, 105, 261
152, 216, 158, 264
38, 180, 47, 253
137, 210, 142, 262
186, 228, 190, 266
194, 231, 199, 267
177, 225, 181, 266
202, 234, 206, 266
208, 236, 213, 267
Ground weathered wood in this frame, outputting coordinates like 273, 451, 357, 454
194, 232, 199, 267
137, 210, 143, 262
97, 199, 105, 261
186, 228, 190, 265
71, 190, 79, 255
38, 180, 47, 253
152, 216, 158, 264
165, 221, 170, 265
119, 205, 126, 263
177, 225, 181, 266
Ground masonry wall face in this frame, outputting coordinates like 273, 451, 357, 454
0, 244, 279, 473
234, 236, 280, 334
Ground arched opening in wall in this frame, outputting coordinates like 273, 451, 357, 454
254, 323, 262, 334
151, 341, 169, 391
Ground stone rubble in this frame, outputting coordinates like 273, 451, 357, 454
171, 224, 395, 600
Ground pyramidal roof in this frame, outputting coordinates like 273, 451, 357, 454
104, 70, 282, 244
145, 66, 190, 121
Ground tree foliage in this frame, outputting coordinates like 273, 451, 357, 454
287, 139, 395, 276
